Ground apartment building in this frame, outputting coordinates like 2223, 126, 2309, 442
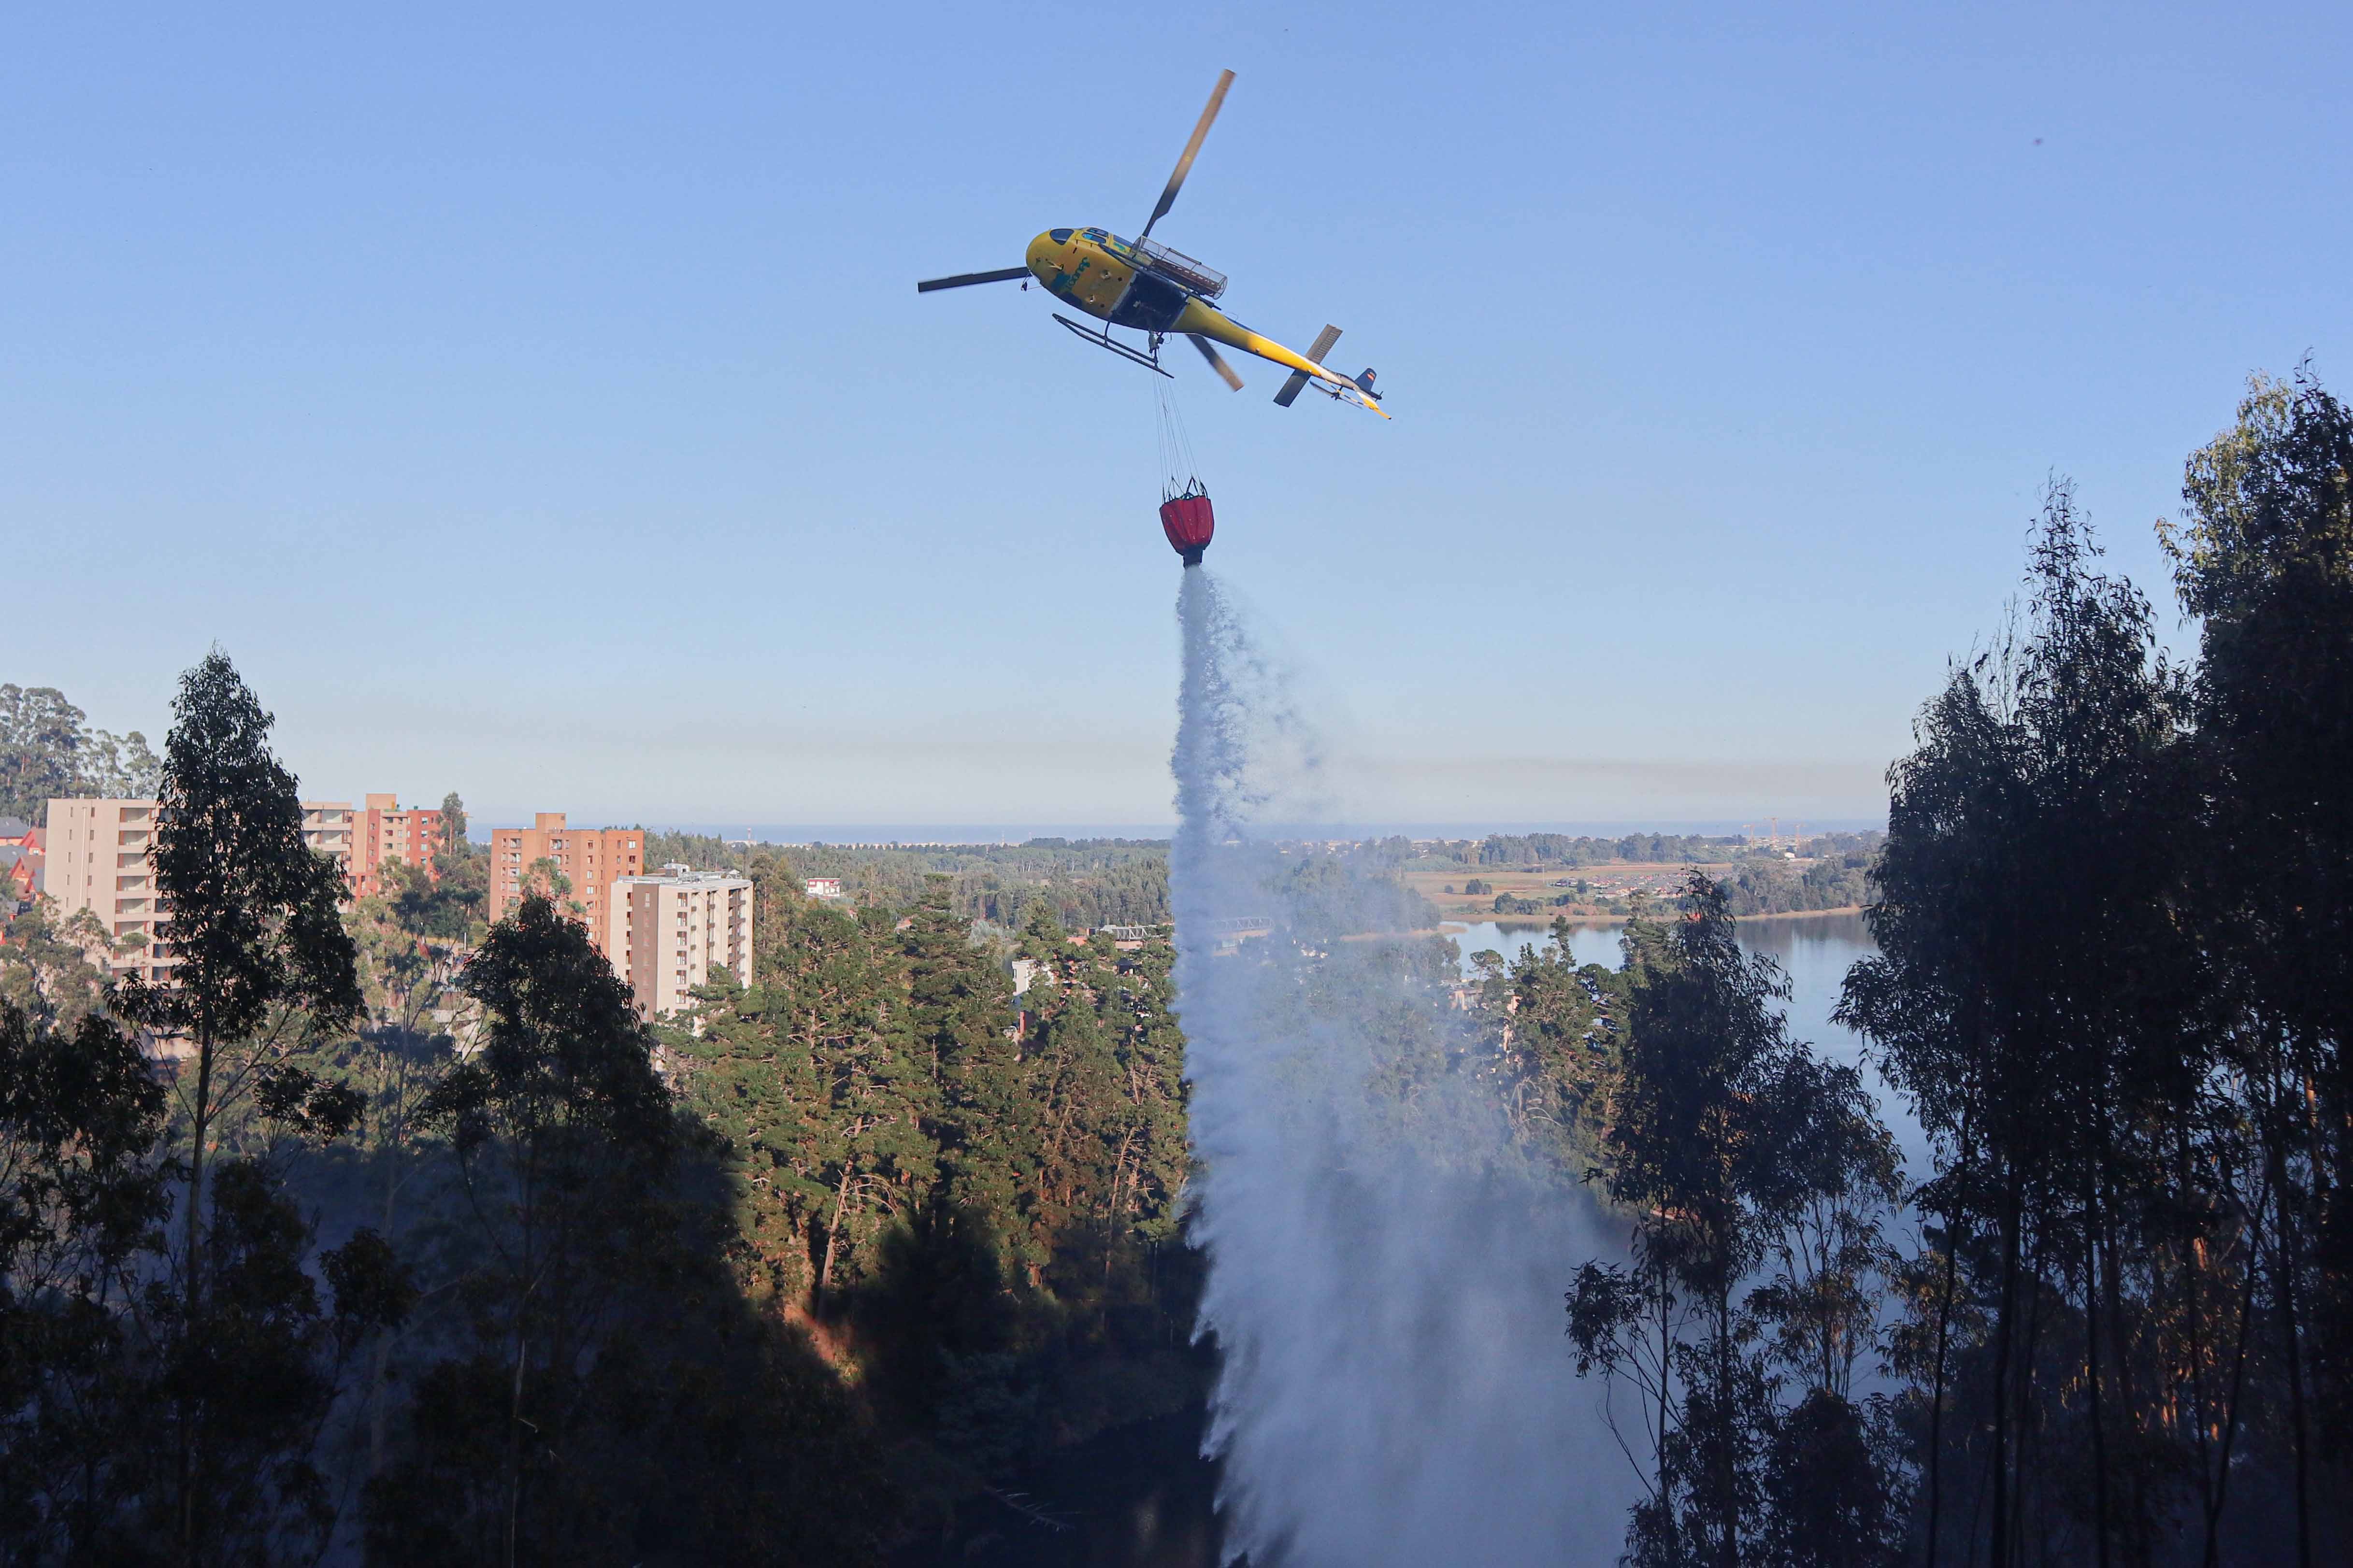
44, 797, 360, 983
487, 813, 644, 958
43, 798, 172, 984
610, 866, 753, 1019
351, 793, 444, 899
303, 801, 355, 883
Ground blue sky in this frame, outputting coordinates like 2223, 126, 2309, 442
7, 2, 2346, 830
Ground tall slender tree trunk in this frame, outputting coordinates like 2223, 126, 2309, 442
1715, 1295, 1737, 1568
2201, 1167, 2268, 1568
1658, 1277, 1674, 1528
1924, 1120, 1976, 1568
816, 1165, 856, 1314
2014, 1239, 2052, 1568
1990, 1172, 2022, 1568
369, 1086, 405, 1477
1925, 1226, 1961, 1568
178, 1015, 214, 1568
2086, 1209, 2111, 1568
2275, 1167, 2313, 1568
2182, 1131, 2215, 1540
2099, 1175, 2144, 1563
505, 1332, 527, 1568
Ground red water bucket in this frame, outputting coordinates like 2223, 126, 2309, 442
1160, 489, 1214, 566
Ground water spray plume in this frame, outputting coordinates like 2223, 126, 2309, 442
1170, 570, 1635, 1565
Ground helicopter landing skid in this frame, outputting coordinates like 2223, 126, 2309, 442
1052, 314, 1174, 378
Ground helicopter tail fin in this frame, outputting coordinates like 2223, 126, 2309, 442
1273, 324, 1343, 407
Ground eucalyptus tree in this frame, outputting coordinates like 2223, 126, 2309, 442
1842, 487, 2211, 1567
0, 683, 160, 824
1572, 878, 1903, 1568
2163, 372, 2353, 1562
113, 650, 363, 1561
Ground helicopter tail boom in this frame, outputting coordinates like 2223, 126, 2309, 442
1173, 300, 1389, 418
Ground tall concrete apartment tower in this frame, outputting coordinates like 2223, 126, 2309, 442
610, 866, 753, 1019
43, 799, 172, 984
486, 813, 644, 960
46, 797, 357, 984
302, 802, 355, 880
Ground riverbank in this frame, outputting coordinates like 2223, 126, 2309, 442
1435, 903, 1864, 937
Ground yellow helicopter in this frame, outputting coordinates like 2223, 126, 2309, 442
917, 70, 1387, 418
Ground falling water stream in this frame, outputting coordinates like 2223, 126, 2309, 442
1170, 570, 1636, 1566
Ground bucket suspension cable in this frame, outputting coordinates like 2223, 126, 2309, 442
1152, 379, 1215, 567
1154, 381, 1204, 501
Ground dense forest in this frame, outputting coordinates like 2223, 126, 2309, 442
3, 371, 2350, 1564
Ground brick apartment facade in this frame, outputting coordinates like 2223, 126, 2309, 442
487, 813, 644, 961
350, 793, 444, 899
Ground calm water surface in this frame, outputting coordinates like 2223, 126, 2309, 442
1446, 913, 1929, 1177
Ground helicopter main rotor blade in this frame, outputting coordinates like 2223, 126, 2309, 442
1188, 333, 1245, 391
1141, 69, 1234, 240
916, 267, 1030, 293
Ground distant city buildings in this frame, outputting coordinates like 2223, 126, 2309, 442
350, 793, 444, 899
612, 865, 753, 1019
804, 876, 844, 900
34, 794, 751, 1011
486, 813, 644, 962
